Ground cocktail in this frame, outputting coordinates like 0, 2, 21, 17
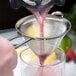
19, 46, 65, 76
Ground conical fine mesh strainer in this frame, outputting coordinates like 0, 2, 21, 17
15, 14, 71, 56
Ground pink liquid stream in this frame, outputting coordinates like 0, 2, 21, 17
28, 5, 53, 65
36, 66, 62, 76
27, 5, 53, 76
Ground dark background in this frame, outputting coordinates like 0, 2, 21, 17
0, 0, 76, 30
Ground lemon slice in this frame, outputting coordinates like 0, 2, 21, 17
16, 46, 38, 61
44, 52, 57, 64
26, 23, 51, 37
16, 46, 28, 55
26, 24, 40, 37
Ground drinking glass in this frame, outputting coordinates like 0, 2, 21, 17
20, 47, 65, 76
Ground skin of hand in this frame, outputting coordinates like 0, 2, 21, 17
0, 36, 17, 76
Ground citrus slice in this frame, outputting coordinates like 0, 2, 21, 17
26, 23, 51, 37
26, 24, 40, 37
16, 46, 38, 61
16, 46, 28, 55
44, 52, 57, 64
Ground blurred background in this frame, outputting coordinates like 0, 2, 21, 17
0, 0, 76, 34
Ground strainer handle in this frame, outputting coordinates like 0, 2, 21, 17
9, 35, 32, 49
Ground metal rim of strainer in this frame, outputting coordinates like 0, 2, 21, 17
15, 14, 71, 41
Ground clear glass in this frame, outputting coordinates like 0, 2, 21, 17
20, 47, 65, 76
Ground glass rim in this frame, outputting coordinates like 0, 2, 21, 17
19, 47, 65, 67
15, 15, 71, 40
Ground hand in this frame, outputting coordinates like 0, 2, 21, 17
0, 36, 17, 76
